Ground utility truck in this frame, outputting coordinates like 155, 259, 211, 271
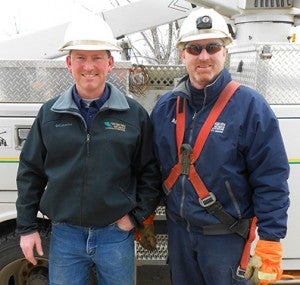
0, 0, 300, 284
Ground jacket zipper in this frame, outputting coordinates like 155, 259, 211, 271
86, 133, 91, 157
179, 90, 207, 220
179, 176, 186, 218
81, 132, 91, 225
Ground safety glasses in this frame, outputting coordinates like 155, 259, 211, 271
184, 42, 224, 56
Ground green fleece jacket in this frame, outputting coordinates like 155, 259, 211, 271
16, 82, 162, 234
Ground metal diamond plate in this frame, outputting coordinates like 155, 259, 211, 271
155, 206, 166, 219
0, 60, 130, 103
228, 43, 300, 104
135, 234, 168, 265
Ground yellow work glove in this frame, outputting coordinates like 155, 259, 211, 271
135, 213, 156, 251
245, 240, 283, 285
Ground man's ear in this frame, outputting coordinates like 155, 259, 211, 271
108, 56, 115, 72
66, 56, 72, 72
180, 50, 186, 64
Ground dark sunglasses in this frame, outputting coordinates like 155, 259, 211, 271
184, 42, 224, 56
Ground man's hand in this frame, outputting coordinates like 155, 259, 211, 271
245, 240, 283, 285
135, 213, 156, 251
116, 214, 135, 231
20, 231, 44, 265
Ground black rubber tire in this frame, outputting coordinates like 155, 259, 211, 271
0, 220, 50, 285
0, 220, 98, 285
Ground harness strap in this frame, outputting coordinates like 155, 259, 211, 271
202, 219, 251, 236
163, 81, 252, 239
236, 217, 258, 278
164, 80, 240, 191
176, 96, 186, 159
163, 80, 257, 278
192, 81, 241, 163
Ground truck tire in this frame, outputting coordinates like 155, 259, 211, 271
0, 220, 98, 285
0, 220, 50, 285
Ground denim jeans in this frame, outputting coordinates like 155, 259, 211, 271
49, 222, 135, 285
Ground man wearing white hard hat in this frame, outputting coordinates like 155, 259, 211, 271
16, 15, 162, 285
151, 7, 289, 285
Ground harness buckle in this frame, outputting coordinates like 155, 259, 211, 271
236, 266, 246, 279
180, 144, 192, 175
198, 192, 216, 207
162, 182, 171, 196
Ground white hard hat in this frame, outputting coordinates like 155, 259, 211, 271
59, 15, 122, 51
176, 7, 232, 50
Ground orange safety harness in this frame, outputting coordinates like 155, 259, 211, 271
163, 80, 257, 278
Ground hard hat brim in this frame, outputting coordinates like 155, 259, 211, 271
176, 31, 232, 49
59, 40, 122, 52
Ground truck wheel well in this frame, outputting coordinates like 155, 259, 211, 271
0, 218, 51, 237
0, 219, 17, 237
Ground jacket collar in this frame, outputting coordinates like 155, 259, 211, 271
173, 68, 232, 106
51, 82, 130, 112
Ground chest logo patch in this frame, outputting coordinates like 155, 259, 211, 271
211, 122, 226, 133
104, 121, 126, 132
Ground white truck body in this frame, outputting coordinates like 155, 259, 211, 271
0, 0, 300, 284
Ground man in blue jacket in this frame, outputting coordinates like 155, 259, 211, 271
151, 7, 290, 285
16, 15, 161, 285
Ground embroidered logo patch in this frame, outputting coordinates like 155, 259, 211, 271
211, 122, 226, 133
104, 121, 126, 132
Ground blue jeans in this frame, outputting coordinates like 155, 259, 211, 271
49, 223, 135, 285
